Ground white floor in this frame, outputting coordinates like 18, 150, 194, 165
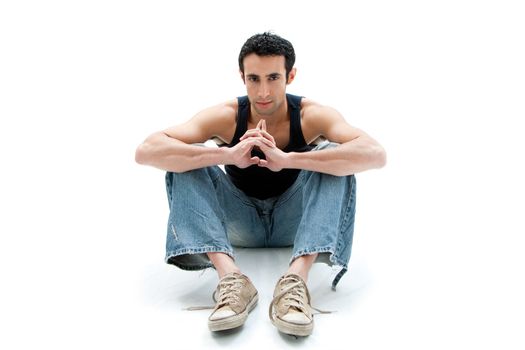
139, 247, 374, 349
3, 164, 523, 349
1, 1, 525, 349
1, 151, 524, 350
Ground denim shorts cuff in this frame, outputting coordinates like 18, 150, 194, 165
165, 247, 235, 270
291, 247, 348, 270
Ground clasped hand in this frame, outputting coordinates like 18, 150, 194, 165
229, 119, 286, 172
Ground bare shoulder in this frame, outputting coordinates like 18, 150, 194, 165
301, 98, 343, 122
163, 99, 238, 144
300, 97, 363, 144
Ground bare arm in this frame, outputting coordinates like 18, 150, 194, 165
135, 101, 268, 172
135, 103, 235, 172
255, 104, 387, 176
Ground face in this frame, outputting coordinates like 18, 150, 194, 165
241, 53, 295, 116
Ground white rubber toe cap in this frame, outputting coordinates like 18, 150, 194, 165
281, 310, 310, 325
209, 307, 236, 321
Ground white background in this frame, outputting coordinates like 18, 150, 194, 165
1, 0, 524, 349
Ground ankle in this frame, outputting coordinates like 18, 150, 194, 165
217, 267, 242, 278
207, 252, 241, 278
286, 253, 318, 283
285, 269, 309, 283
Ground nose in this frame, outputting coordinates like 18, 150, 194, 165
258, 81, 270, 99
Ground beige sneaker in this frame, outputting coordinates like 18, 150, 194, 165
269, 274, 314, 336
208, 272, 258, 331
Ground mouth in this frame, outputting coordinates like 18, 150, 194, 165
256, 101, 272, 108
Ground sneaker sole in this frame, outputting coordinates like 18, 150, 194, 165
271, 317, 313, 337
208, 294, 258, 332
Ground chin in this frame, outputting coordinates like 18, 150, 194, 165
255, 102, 281, 116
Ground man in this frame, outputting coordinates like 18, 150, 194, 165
135, 32, 386, 336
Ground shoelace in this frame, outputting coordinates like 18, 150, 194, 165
184, 274, 244, 311
269, 276, 333, 321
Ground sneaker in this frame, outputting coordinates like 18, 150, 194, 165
208, 272, 258, 331
269, 273, 314, 336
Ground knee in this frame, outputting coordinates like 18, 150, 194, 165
166, 164, 219, 182
312, 140, 340, 151
165, 167, 218, 197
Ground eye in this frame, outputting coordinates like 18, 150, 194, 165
247, 76, 259, 82
269, 75, 280, 81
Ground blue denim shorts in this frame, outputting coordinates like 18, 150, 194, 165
164, 142, 357, 289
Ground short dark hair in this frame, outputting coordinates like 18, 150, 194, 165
238, 32, 296, 80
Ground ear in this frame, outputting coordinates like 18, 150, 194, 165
239, 70, 245, 84
287, 67, 297, 84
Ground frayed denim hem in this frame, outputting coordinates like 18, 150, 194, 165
165, 247, 235, 271
291, 247, 349, 291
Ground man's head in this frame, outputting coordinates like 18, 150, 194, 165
238, 32, 296, 82
239, 33, 297, 116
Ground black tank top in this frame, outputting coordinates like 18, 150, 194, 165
223, 93, 313, 199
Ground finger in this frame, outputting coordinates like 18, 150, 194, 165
250, 156, 260, 164
244, 136, 268, 148
256, 119, 263, 130
259, 129, 275, 145
240, 129, 261, 141
258, 136, 275, 148
241, 129, 275, 144
245, 137, 273, 152
261, 119, 267, 131
241, 136, 273, 152
258, 159, 268, 167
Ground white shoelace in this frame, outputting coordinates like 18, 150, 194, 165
184, 274, 244, 311
269, 275, 333, 321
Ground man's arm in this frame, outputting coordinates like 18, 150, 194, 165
135, 101, 269, 172
256, 104, 387, 176
134, 104, 232, 172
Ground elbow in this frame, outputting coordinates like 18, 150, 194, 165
375, 146, 387, 168
135, 132, 164, 165
135, 143, 149, 165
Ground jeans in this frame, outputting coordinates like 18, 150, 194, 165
164, 141, 357, 290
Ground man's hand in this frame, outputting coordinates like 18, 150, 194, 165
254, 137, 288, 172
228, 138, 264, 168
229, 118, 288, 171
239, 119, 275, 145
227, 119, 273, 168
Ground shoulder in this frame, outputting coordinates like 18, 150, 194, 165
300, 98, 345, 129
186, 98, 239, 133
299, 97, 362, 144
194, 99, 239, 142
198, 98, 238, 121
163, 98, 239, 144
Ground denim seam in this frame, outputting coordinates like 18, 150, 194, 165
209, 169, 222, 186
339, 176, 354, 231
219, 173, 257, 208
166, 246, 234, 258
229, 191, 257, 207
291, 246, 348, 269
335, 176, 355, 262
274, 171, 305, 209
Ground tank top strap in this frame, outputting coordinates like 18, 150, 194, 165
230, 96, 250, 145
286, 94, 308, 148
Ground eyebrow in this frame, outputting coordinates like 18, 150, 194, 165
246, 73, 282, 78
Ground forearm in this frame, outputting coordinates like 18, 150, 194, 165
135, 133, 230, 172
286, 139, 387, 176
